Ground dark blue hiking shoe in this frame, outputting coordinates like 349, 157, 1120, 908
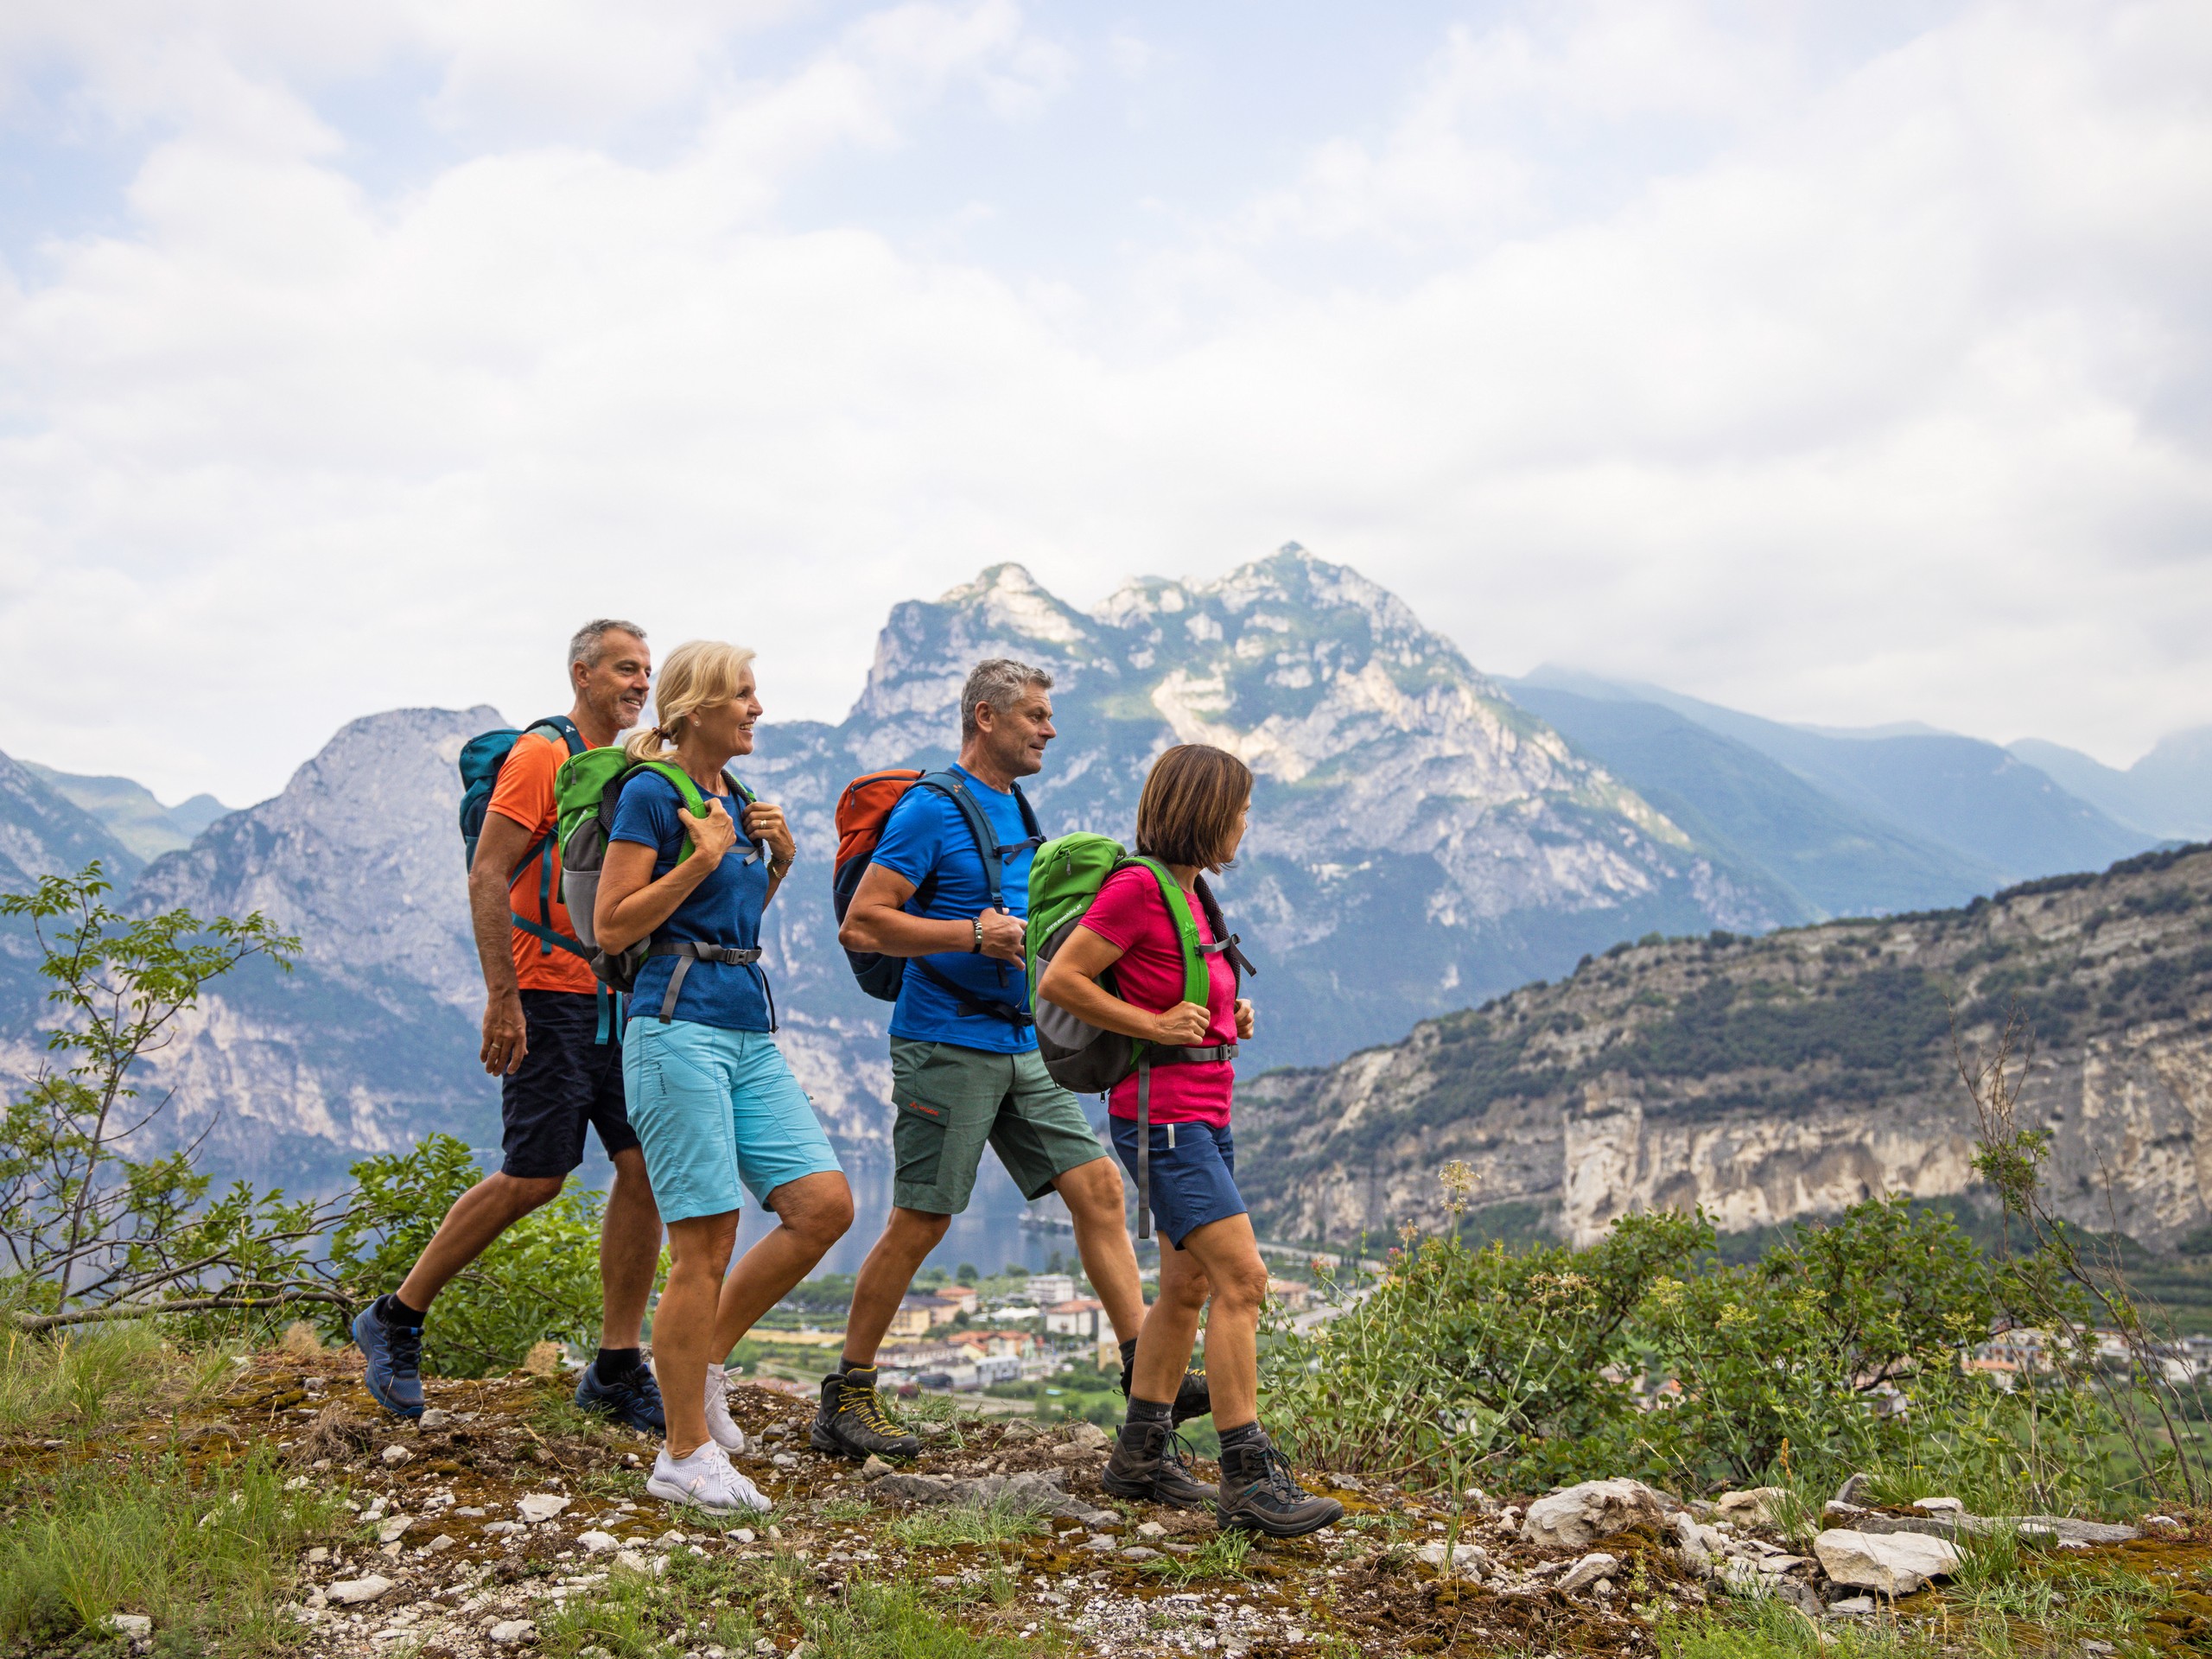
353, 1302, 424, 1419
575, 1360, 666, 1435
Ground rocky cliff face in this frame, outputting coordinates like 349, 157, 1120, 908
1236, 844, 2212, 1250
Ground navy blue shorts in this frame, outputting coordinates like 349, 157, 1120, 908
502, 989, 640, 1179
1110, 1117, 1245, 1249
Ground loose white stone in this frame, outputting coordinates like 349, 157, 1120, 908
1558, 1553, 1620, 1594
327, 1575, 396, 1606
380, 1445, 413, 1465
517, 1494, 571, 1523
487, 1618, 538, 1645
1814, 1529, 1960, 1598
1522, 1479, 1670, 1550
377, 1516, 415, 1544
105, 1614, 152, 1636
418, 1408, 454, 1430
576, 1531, 619, 1554
1412, 1541, 1490, 1576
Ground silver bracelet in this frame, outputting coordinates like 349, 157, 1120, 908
971, 917, 984, 953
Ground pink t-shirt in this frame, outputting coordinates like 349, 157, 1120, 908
1079, 865, 1237, 1128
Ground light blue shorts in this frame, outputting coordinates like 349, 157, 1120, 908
620, 1018, 843, 1224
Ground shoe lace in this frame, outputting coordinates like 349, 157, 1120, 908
1249, 1443, 1303, 1503
1161, 1429, 1200, 1475
386, 1322, 423, 1374
840, 1382, 902, 1436
612, 1367, 664, 1408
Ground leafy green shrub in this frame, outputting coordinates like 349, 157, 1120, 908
1634, 1197, 1999, 1484
1260, 1210, 1708, 1475
323, 1134, 607, 1376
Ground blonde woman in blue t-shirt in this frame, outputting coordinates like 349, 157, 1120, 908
595, 639, 853, 1512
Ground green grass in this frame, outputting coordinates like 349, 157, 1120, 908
0, 1324, 205, 1436
1139, 1529, 1252, 1585
1656, 1599, 1935, 1657
0, 1446, 348, 1654
887, 1498, 1049, 1549
542, 1550, 1047, 1659
817, 1495, 876, 1524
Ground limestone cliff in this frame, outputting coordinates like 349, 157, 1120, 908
1237, 845, 2212, 1249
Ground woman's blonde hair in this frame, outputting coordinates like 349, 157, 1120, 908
624, 639, 758, 763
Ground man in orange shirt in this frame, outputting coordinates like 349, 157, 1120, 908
353, 620, 668, 1431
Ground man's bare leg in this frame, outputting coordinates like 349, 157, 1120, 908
837, 1206, 950, 1370
1054, 1155, 1145, 1343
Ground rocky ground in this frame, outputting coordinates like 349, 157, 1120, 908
54, 1347, 2212, 1658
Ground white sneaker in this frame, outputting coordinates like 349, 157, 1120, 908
704, 1362, 748, 1453
645, 1442, 772, 1514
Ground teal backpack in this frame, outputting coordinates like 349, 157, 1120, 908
455, 715, 588, 962
1025, 832, 1254, 1237
552, 751, 768, 1022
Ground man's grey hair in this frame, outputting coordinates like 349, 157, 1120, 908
961, 658, 1053, 740
569, 619, 647, 671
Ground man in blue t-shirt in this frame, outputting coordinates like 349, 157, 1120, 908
817, 659, 1181, 1465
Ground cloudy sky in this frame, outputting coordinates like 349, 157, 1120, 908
3, 0, 2207, 806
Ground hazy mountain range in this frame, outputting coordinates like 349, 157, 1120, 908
0, 546, 2200, 1202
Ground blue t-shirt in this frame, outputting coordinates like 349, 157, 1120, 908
608, 769, 772, 1032
869, 765, 1040, 1053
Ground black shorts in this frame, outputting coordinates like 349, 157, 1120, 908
502, 989, 639, 1179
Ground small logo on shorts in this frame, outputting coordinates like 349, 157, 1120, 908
907, 1101, 939, 1117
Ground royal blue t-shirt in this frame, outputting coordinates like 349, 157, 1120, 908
869, 765, 1039, 1053
608, 769, 772, 1032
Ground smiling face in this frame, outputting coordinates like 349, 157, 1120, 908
574, 628, 652, 733
975, 683, 1055, 779
688, 665, 763, 758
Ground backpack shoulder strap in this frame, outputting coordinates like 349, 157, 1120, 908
916, 771, 1007, 911
1009, 782, 1046, 847
1192, 874, 1255, 991
1123, 857, 1209, 1008
527, 715, 587, 757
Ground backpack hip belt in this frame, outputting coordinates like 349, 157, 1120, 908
647, 941, 767, 1025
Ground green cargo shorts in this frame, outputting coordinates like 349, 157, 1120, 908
889, 1038, 1109, 1216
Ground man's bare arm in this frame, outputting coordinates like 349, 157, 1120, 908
470, 811, 536, 1075
836, 862, 1024, 963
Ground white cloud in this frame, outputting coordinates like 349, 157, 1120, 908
1, 0, 2208, 804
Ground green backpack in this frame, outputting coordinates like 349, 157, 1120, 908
553, 751, 764, 1015
1026, 832, 1253, 1238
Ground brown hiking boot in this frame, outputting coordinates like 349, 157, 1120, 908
810, 1366, 920, 1460
1101, 1419, 1217, 1509
1216, 1434, 1343, 1538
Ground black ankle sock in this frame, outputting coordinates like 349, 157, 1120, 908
836, 1357, 872, 1379
1217, 1421, 1264, 1454
594, 1346, 645, 1385
1124, 1395, 1172, 1428
378, 1293, 426, 1329
1118, 1337, 1139, 1368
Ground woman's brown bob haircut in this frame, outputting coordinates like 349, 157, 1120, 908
1135, 744, 1253, 872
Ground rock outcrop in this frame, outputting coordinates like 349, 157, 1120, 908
1237, 842, 2212, 1249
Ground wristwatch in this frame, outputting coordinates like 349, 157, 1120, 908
970, 918, 984, 953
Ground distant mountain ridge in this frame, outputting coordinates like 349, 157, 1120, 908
2010, 731, 2212, 842
2, 547, 2200, 1200
1509, 667, 2160, 918
22, 764, 231, 862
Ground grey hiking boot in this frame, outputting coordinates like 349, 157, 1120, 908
810, 1365, 920, 1460
1216, 1434, 1343, 1538
1101, 1419, 1217, 1510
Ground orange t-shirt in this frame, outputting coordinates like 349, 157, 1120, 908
490, 729, 601, 995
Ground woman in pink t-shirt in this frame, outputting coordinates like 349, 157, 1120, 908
1037, 744, 1342, 1540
